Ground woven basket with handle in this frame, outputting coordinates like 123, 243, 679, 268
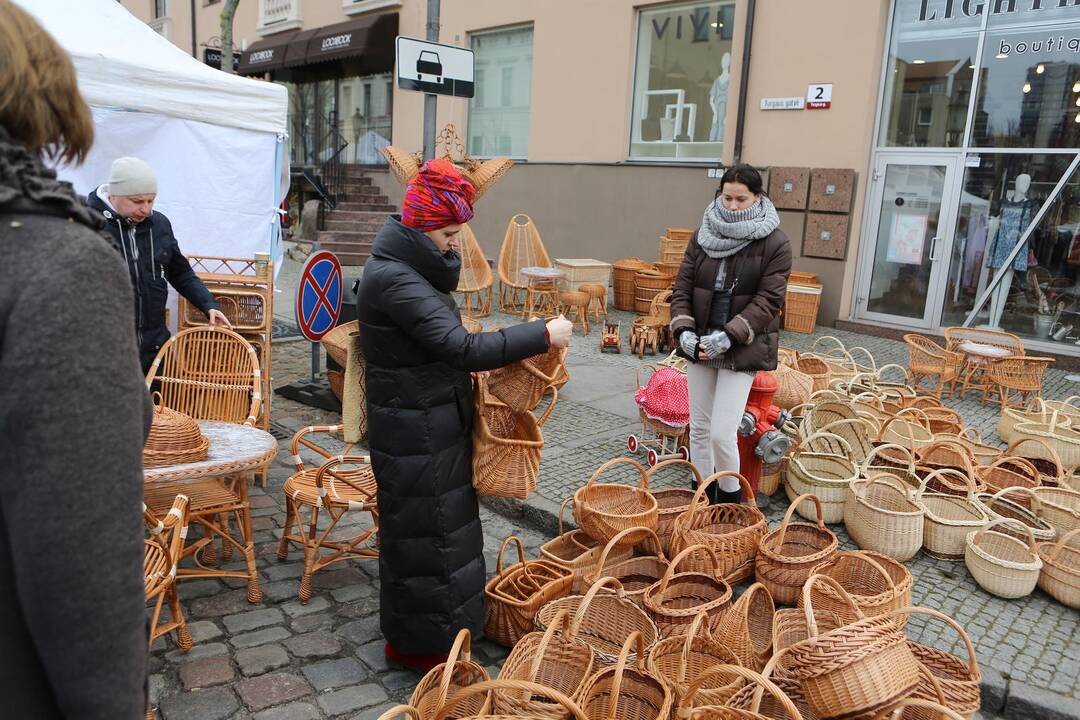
487, 345, 566, 413
539, 498, 631, 592
916, 470, 990, 561
579, 632, 672, 720
648, 460, 708, 557
1036, 528, 1080, 609
710, 582, 776, 672
646, 611, 742, 711
494, 609, 594, 719
802, 551, 913, 622
429, 680, 588, 720
964, 518, 1043, 599
755, 493, 839, 606
642, 544, 733, 638
785, 433, 859, 525
573, 458, 659, 546
472, 380, 554, 500
1030, 485, 1080, 536
580, 527, 668, 608
484, 536, 574, 647
973, 488, 1055, 542
889, 606, 981, 720
409, 629, 491, 720
844, 473, 924, 562
680, 663, 804, 720
670, 471, 767, 584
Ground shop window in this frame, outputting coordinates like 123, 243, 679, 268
629, 0, 734, 161
467, 26, 533, 159
970, 28, 1080, 149
941, 153, 1080, 347
879, 0, 980, 148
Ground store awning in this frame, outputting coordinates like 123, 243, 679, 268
283, 28, 318, 68
238, 30, 297, 75
303, 12, 398, 72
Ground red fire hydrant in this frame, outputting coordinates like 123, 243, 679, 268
737, 371, 792, 497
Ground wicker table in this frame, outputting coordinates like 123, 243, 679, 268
956, 341, 1015, 402
145, 421, 277, 603
520, 266, 565, 319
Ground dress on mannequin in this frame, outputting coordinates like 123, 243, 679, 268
983, 174, 1034, 330
709, 53, 731, 142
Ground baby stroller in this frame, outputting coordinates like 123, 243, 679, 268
627, 364, 690, 467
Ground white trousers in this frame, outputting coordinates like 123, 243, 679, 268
687, 363, 755, 492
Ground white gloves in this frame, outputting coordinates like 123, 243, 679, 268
679, 331, 700, 359
699, 331, 731, 359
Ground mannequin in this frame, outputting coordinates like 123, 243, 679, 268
709, 52, 731, 142
983, 173, 1034, 330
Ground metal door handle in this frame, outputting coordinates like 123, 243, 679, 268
929, 236, 942, 262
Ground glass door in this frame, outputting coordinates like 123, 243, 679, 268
855, 153, 962, 328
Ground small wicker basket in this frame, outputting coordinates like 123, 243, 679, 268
755, 493, 839, 606
964, 519, 1043, 599
409, 629, 491, 720
143, 394, 210, 468
484, 536, 574, 647
573, 458, 659, 547
1036, 528, 1080, 609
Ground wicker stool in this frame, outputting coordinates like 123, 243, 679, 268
579, 283, 608, 324
559, 290, 591, 334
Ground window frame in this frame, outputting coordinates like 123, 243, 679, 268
465, 23, 535, 161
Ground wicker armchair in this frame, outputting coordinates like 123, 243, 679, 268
144, 494, 191, 650
943, 327, 1025, 401
943, 327, 1025, 357
986, 355, 1055, 408
456, 223, 494, 317
144, 327, 265, 600
277, 425, 379, 602
498, 214, 552, 313
904, 334, 963, 398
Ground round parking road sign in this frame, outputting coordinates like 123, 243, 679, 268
295, 250, 343, 342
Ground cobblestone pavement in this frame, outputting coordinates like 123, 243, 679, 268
149, 266, 1076, 717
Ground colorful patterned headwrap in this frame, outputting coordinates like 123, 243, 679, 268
401, 158, 476, 231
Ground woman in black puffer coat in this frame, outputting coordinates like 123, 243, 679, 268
357, 159, 572, 669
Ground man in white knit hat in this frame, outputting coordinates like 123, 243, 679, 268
88, 157, 231, 373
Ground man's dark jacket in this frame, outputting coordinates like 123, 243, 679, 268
357, 216, 549, 655
87, 187, 218, 370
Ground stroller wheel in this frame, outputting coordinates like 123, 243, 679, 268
647, 449, 658, 467
678, 446, 690, 461
627, 435, 639, 453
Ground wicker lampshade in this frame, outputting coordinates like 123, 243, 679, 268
143, 396, 210, 468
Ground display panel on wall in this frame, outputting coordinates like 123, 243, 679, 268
803, 213, 851, 260
467, 25, 534, 159
809, 168, 856, 214
629, 0, 735, 161
941, 153, 1080, 347
768, 167, 811, 210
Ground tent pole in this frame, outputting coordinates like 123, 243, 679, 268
422, 0, 440, 161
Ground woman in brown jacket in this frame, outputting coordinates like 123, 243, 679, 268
669, 164, 792, 503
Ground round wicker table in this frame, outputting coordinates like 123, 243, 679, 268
520, 266, 565, 319
145, 421, 277, 603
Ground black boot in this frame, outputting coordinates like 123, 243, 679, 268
713, 487, 743, 505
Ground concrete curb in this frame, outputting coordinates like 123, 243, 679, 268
480, 494, 1080, 720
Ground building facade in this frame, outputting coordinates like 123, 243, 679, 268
124, 0, 1080, 354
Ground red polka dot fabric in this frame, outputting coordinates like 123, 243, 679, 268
634, 367, 689, 427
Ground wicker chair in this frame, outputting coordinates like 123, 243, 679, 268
498, 214, 552, 313
277, 426, 379, 602
986, 355, 1055, 408
456, 223, 494, 317
144, 494, 191, 650
943, 327, 1025, 401
903, 334, 963, 398
145, 327, 265, 601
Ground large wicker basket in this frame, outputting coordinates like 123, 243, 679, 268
755, 493, 839, 606
579, 527, 668, 608
634, 268, 674, 315
487, 345, 566, 413
573, 458, 659, 546
648, 460, 708, 557
710, 582, 776, 672
642, 544, 733, 638
484, 536, 574, 647
614, 258, 652, 311
670, 472, 767, 584
964, 519, 1043, 599
472, 381, 554, 500
143, 395, 210, 468
802, 551, 913, 621
1036, 528, 1080, 609
845, 474, 924, 562
540, 499, 632, 592
785, 434, 859, 524
890, 606, 981, 720
646, 612, 742, 710
409, 629, 491, 720
579, 632, 672, 720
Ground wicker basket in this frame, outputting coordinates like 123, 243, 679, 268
484, 536, 574, 647
635, 269, 674, 315
143, 395, 210, 468
580, 527, 668, 608
495, 609, 594, 719
710, 582, 776, 672
1003, 437, 1066, 487
773, 364, 815, 411
915, 471, 990, 561
941, 428, 1003, 466
321, 320, 359, 367
1036, 528, 1080, 609
802, 551, 913, 621
845, 474, 926, 561
648, 460, 708, 557
784, 282, 823, 334
964, 519, 1043, 599
797, 356, 832, 393
573, 458, 659, 546
785, 575, 920, 720
472, 381, 554, 500
579, 632, 672, 720
1031, 486, 1080, 536
978, 456, 1041, 499
660, 232, 692, 264
430, 680, 588, 720
755, 494, 839, 606
535, 576, 660, 667
409, 629, 491, 720
682, 664, 805, 720
889, 607, 981, 720
487, 345, 566, 413
540, 499, 633, 593
642, 544, 733, 638
998, 400, 1062, 445
868, 698, 968, 720
973, 488, 1056, 543
915, 441, 978, 493
786, 435, 859, 524
877, 415, 935, 453
1011, 420, 1080, 478
614, 258, 653, 311
646, 612, 742, 711
670, 471, 767, 584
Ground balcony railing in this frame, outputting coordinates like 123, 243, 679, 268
258, 0, 301, 35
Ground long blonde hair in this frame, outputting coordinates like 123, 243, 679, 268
0, 0, 93, 165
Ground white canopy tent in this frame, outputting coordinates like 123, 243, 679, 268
16, 0, 289, 268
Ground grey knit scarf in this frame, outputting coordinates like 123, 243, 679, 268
698, 196, 780, 260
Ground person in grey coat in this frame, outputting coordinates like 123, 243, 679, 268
0, 2, 151, 717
